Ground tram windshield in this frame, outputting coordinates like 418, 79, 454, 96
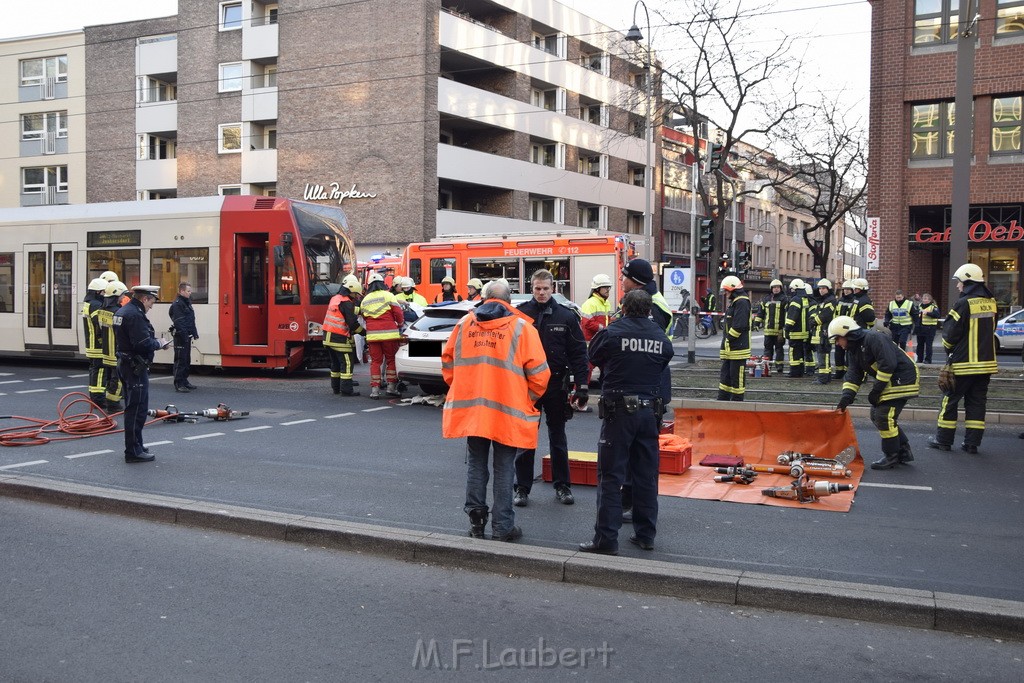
291, 201, 356, 304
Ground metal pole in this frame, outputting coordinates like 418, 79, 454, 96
688, 161, 698, 363
644, 43, 653, 261
949, 0, 976, 308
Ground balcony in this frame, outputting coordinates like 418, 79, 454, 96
136, 101, 177, 133
243, 21, 278, 61
242, 148, 277, 184
242, 87, 278, 122
136, 158, 178, 191
136, 36, 177, 76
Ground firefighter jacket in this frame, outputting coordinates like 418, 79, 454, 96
884, 299, 917, 329
854, 293, 875, 329
360, 287, 404, 342
755, 292, 788, 335
96, 296, 121, 363
840, 329, 920, 405
113, 298, 163, 363
784, 291, 809, 340
720, 292, 751, 360
441, 300, 550, 449
169, 294, 199, 339
580, 292, 612, 341
589, 315, 673, 399
702, 292, 717, 312
942, 281, 998, 376
835, 292, 856, 319
81, 292, 105, 359
811, 292, 837, 345
806, 296, 819, 341
916, 301, 941, 331
397, 290, 428, 307
323, 291, 362, 349
518, 297, 589, 390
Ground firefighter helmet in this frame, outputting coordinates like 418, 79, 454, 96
853, 278, 869, 291
769, 279, 783, 289
100, 270, 119, 282
827, 315, 860, 342
804, 283, 813, 295
401, 277, 416, 289
817, 278, 833, 289
952, 263, 984, 283
789, 278, 805, 291
841, 279, 854, 290
367, 272, 385, 284
591, 273, 613, 289
467, 278, 484, 291
441, 276, 456, 286
342, 274, 362, 294
720, 275, 743, 292
105, 281, 127, 298
88, 277, 108, 292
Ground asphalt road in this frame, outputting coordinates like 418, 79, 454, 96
2, 496, 1022, 682
2, 352, 1022, 605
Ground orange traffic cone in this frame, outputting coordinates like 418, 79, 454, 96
905, 335, 917, 362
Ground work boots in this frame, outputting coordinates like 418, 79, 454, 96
898, 445, 915, 464
870, 453, 901, 470
468, 508, 488, 539
385, 382, 402, 397
330, 377, 341, 395
339, 380, 359, 396
369, 386, 381, 399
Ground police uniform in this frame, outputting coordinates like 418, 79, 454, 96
718, 289, 751, 400
169, 289, 199, 391
884, 297, 918, 350
582, 312, 673, 553
755, 287, 788, 373
114, 287, 166, 463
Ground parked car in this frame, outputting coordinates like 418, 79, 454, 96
395, 301, 476, 395
995, 308, 1024, 353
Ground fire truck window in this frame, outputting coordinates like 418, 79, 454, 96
275, 246, 300, 305
150, 248, 210, 304
408, 258, 422, 285
87, 250, 141, 288
429, 258, 457, 284
469, 259, 520, 293
0, 252, 14, 313
525, 259, 570, 297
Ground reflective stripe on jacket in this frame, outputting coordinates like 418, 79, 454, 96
720, 293, 751, 360
942, 285, 998, 375
840, 329, 920, 403
580, 293, 612, 341
360, 290, 404, 341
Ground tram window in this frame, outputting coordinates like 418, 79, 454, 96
0, 253, 14, 313
88, 250, 140, 288
275, 246, 300, 305
150, 248, 209, 304
429, 258, 457, 284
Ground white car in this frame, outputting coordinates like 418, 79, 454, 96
995, 308, 1024, 354
395, 301, 477, 395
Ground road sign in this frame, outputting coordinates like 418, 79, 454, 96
662, 267, 690, 310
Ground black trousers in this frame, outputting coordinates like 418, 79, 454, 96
890, 325, 911, 350
937, 374, 992, 448
515, 385, 570, 492
787, 339, 807, 376
871, 398, 910, 456
118, 360, 149, 459
717, 358, 745, 400
172, 334, 192, 388
593, 405, 659, 549
763, 334, 785, 368
916, 327, 937, 363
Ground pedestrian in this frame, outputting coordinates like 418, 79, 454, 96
397, 277, 428, 307
82, 278, 108, 406
513, 269, 589, 508
811, 278, 837, 384
323, 274, 364, 396
928, 264, 999, 454
702, 289, 718, 335
113, 285, 171, 463
717, 275, 750, 401
830, 315, 919, 470
580, 273, 614, 388
434, 276, 463, 303
169, 282, 199, 393
754, 279, 788, 374
465, 278, 484, 302
833, 280, 857, 378
672, 288, 691, 340
442, 279, 550, 542
914, 292, 940, 364
360, 272, 405, 399
98, 281, 127, 412
884, 289, 918, 351
578, 289, 673, 555
784, 278, 809, 377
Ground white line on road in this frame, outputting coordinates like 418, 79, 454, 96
55, 385, 85, 390
65, 449, 114, 460
15, 389, 47, 394
362, 407, 391, 413
30, 376, 60, 382
0, 380, 23, 385
280, 419, 316, 426
183, 433, 225, 441
236, 425, 272, 433
150, 376, 173, 382
858, 482, 933, 491
147, 440, 173, 447
0, 460, 48, 470
67, 373, 88, 378
324, 412, 354, 419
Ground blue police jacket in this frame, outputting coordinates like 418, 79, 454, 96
518, 297, 589, 385
588, 315, 673, 399
169, 294, 199, 338
113, 297, 163, 363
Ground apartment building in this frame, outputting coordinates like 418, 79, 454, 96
868, 0, 1024, 314
0, 31, 87, 207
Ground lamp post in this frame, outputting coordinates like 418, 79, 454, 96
625, 1, 653, 262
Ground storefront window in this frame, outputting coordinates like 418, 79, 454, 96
971, 248, 1019, 316
149, 248, 210, 304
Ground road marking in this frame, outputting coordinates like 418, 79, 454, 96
150, 376, 173, 382
280, 419, 316, 426
147, 440, 173, 447
324, 412, 354, 419
362, 406, 391, 413
0, 460, 48, 470
0, 372, 13, 376
0, 380, 23, 385
236, 425, 272, 433
56, 385, 86, 390
65, 449, 114, 460
858, 482, 933, 491
67, 373, 88, 378
30, 376, 60, 382
184, 432, 225, 441
15, 389, 47, 394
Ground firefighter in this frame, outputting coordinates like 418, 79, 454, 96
465, 278, 484, 302
833, 280, 857, 378
804, 282, 818, 375
580, 273, 613, 389
755, 279, 787, 374
831, 315, 919, 470
852, 278, 875, 329
100, 270, 119, 283
323, 274, 364, 396
434, 276, 463, 303
97, 281, 128, 412
397, 277, 428, 307
784, 279, 809, 377
914, 292, 941, 364
928, 264, 999, 454
884, 290, 918, 351
360, 272, 405, 399
82, 278, 108, 406
717, 275, 750, 401
811, 278, 837, 384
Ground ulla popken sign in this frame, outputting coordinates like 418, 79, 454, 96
303, 182, 377, 204
912, 220, 1024, 243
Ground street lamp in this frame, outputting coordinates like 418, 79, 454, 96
625, 1, 653, 262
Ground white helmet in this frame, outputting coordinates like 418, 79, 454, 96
804, 283, 813, 295
467, 278, 484, 291
88, 277, 108, 292
100, 270, 119, 282
789, 278, 805, 291
952, 263, 984, 283
841, 279, 855, 290
817, 278, 833, 289
342, 274, 362, 294
591, 273, 613, 289
827, 315, 860, 342
401, 277, 415, 289
720, 275, 743, 292
769, 279, 783, 289
367, 272, 385, 284
441, 276, 456, 286
853, 278, 869, 291
104, 280, 127, 298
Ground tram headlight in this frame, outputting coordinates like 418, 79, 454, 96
308, 321, 324, 338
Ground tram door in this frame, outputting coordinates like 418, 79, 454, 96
24, 243, 79, 350
235, 234, 268, 345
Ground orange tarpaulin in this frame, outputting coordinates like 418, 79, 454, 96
657, 407, 863, 512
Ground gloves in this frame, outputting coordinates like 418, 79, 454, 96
867, 385, 883, 406
193, 333, 199, 340
573, 386, 589, 410
836, 393, 854, 412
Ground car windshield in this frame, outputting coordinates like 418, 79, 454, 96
408, 308, 471, 333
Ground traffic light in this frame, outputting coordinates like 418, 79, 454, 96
704, 142, 725, 173
699, 218, 715, 256
736, 250, 750, 276
718, 256, 732, 277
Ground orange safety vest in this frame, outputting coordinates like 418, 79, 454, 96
441, 301, 551, 449
323, 294, 353, 336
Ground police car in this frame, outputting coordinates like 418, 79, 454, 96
995, 308, 1024, 354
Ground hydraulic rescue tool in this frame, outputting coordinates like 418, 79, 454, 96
713, 467, 758, 485
761, 474, 855, 504
775, 446, 856, 478
147, 403, 249, 423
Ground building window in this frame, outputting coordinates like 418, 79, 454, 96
137, 76, 176, 103
532, 32, 562, 57
913, 0, 959, 46
220, 1, 243, 30
581, 51, 608, 75
219, 62, 243, 92
997, 0, 1024, 36
219, 185, 243, 196
992, 95, 1022, 154
578, 205, 601, 229
626, 213, 644, 235
150, 248, 210, 304
21, 112, 67, 141
218, 123, 242, 153
911, 101, 956, 159
137, 134, 175, 160
531, 87, 556, 111
664, 186, 688, 211
20, 55, 68, 86
578, 154, 601, 177
530, 197, 555, 222
264, 127, 277, 150
531, 142, 556, 167
631, 167, 646, 187
22, 166, 68, 194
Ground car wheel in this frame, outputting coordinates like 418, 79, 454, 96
994, 337, 1001, 353
419, 381, 449, 396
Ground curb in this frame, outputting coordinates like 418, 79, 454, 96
3, 472, 1022, 641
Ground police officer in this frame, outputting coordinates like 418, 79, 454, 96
114, 285, 170, 463
514, 269, 589, 507
884, 290, 918, 351
169, 282, 199, 392
82, 278, 108, 406
784, 279, 809, 377
831, 315, 919, 470
718, 275, 750, 401
579, 290, 673, 555
755, 279, 788, 374
323, 274, 364, 396
811, 279, 837, 384
928, 264, 999, 454
914, 292, 941, 364
833, 280, 857, 378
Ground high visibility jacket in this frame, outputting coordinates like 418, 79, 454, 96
784, 293, 809, 340
81, 292, 104, 359
323, 292, 362, 349
840, 329, 920, 404
811, 293, 837, 344
580, 292, 612, 341
442, 300, 551, 449
397, 290, 428, 307
854, 293, 875, 329
434, 289, 462, 303
806, 297, 819, 341
96, 297, 121, 364
720, 292, 751, 360
755, 292, 788, 335
885, 299, 916, 328
942, 282, 998, 376
651, 291, 674, 340
702, 293, 717, 312
360, 288, 404, 341
918, 301, 940, 327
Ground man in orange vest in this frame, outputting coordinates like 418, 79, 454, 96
323, 274, 364, 396
442, 279, 550, 542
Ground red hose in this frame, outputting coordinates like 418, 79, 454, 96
0, 392, 142, 447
